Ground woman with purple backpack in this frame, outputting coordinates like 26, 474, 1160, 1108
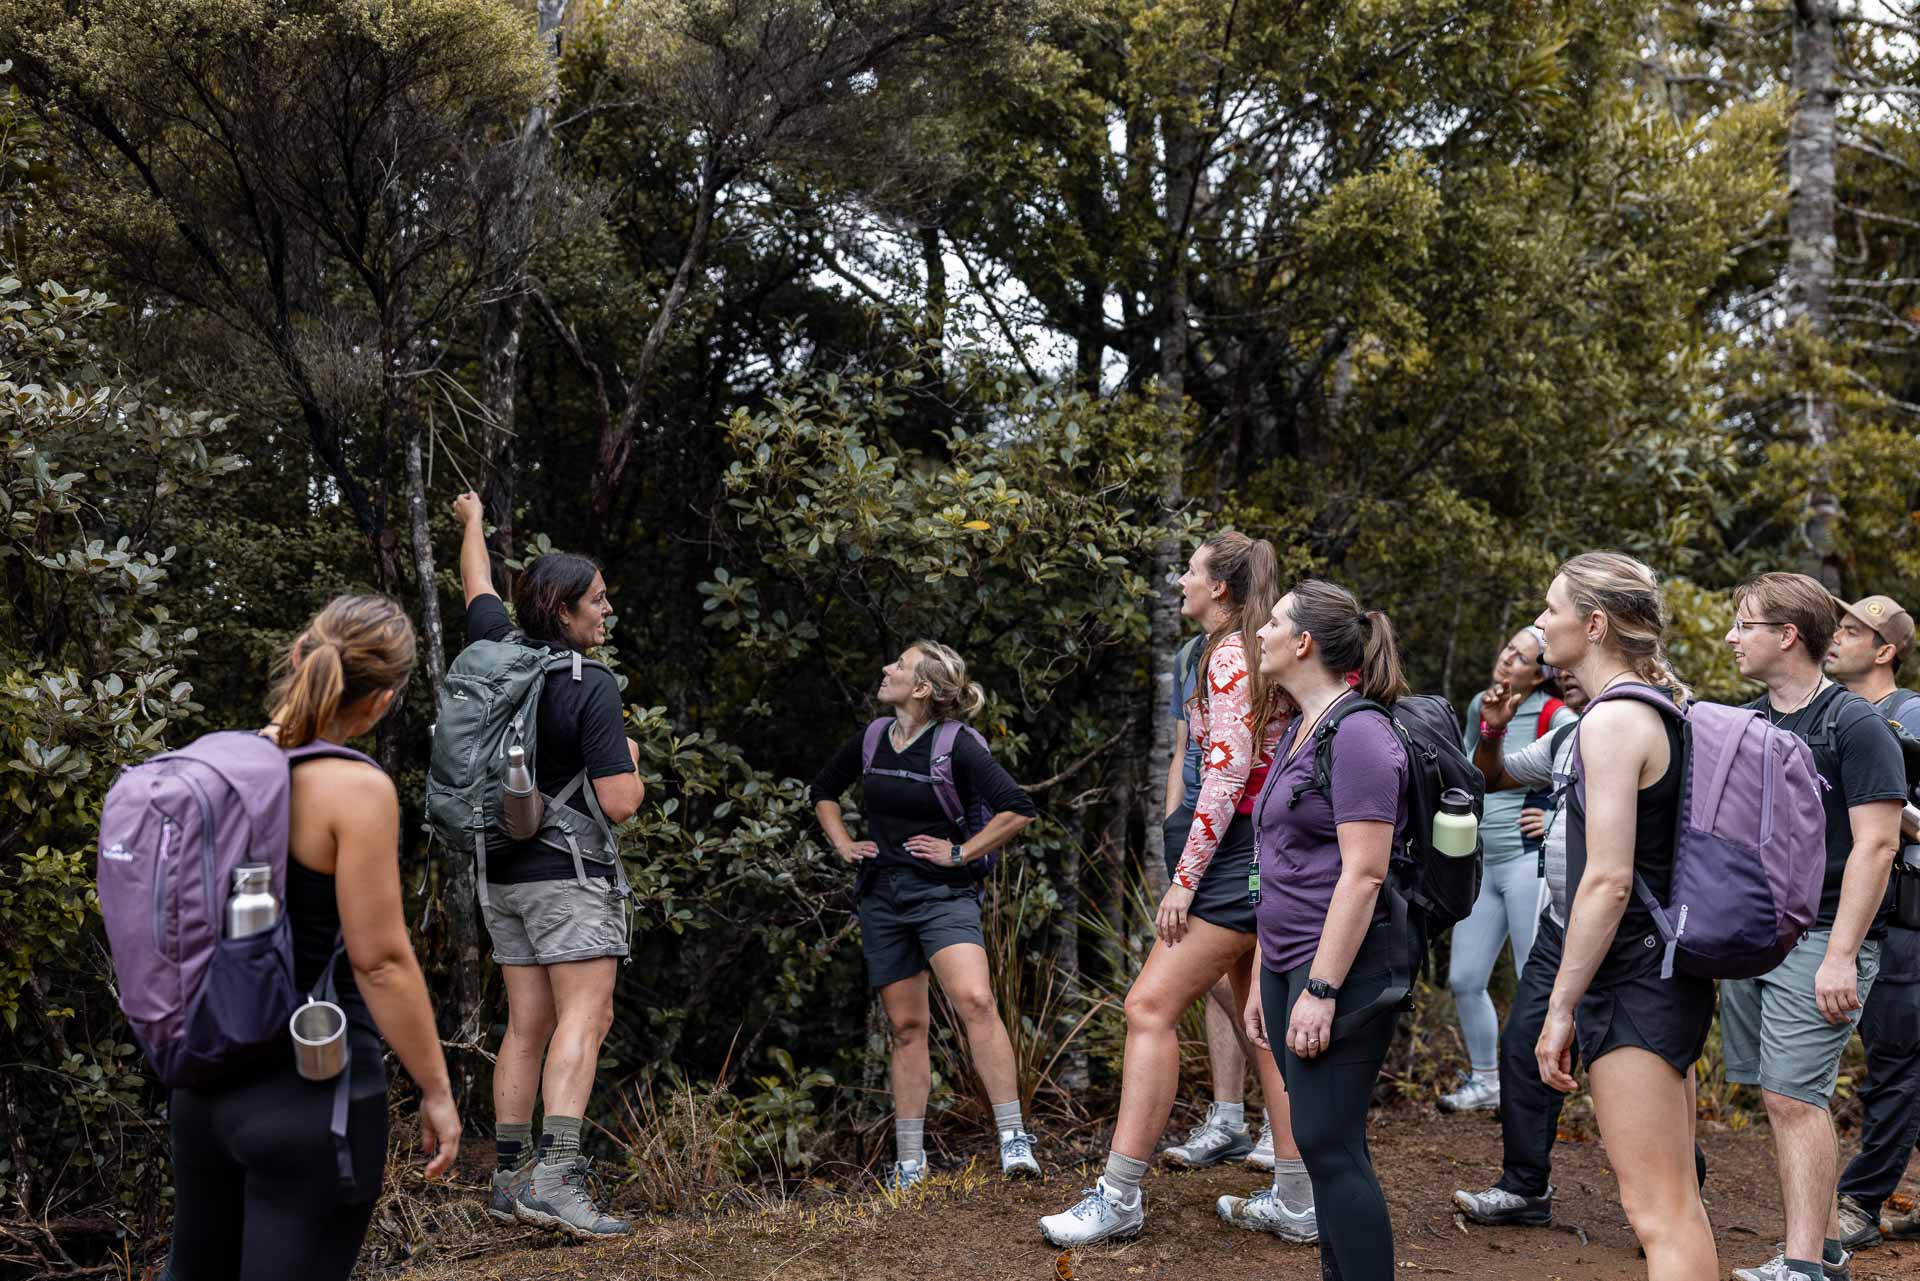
165, 596, 460, 1281
1531, 552, 1716, 1281
810, 641, 1038, 1189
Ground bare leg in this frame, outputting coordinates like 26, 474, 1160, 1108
1227, 950, 1299, 1161
1590, 1048, 1717, 1280
1204, 976, 1247, 1104
494, 963, 556, 1125
878, 973, 933, 1123
927, 943, 1020, 1105
1109, 921, 1253, 1160
539, 958, 617, 1117
1764, 1089, 1838, 1263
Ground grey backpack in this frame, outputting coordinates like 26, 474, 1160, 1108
424, 638, 629, 907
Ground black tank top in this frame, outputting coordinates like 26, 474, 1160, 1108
1565, 695, 1685, 983
286, 860, 385, 1096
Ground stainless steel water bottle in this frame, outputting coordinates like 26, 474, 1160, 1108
502, 744, 543, 840
227, 864, 278, 939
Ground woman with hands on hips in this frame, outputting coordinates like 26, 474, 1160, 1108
810, 642, 1038, 1191
1239, 579, 1410, 1281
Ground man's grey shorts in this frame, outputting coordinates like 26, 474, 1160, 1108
480, 877, 630, 966
857, 867, 984, 989
1721, 928, 1880, 1108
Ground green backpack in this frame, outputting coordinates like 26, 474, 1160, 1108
424, 638, 630, 908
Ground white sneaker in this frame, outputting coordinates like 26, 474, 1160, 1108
884, 1159, 927, 1191
1038, 1179, 1145, 1247
999, 1130, 1041, 1179
1163, 1107, 1253, 1168
1216, 1187, 1317, 1243
1732, 1250, 1851, 1281
1244, 1119, 1276, 1171
1438, 1074, 1500, 1114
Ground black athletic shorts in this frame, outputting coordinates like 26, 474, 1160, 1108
856, 867, 985, 989
1164, 806, 1256, 935
1575, 962, 1716, 1077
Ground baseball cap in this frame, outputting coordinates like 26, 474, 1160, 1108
1835, 594, 1915, 658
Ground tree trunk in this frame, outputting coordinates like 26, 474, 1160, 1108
1051, 797, 1089, 1097
1789, 0, 1842, 588
404, 431, 448, 697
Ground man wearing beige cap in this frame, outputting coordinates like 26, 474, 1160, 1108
1826, 592, 1920, 1250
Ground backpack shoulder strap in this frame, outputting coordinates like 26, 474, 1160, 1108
925, 721, 971, 829
1290, 697, 1392, 807
1881, 688, 1920, 728
860, 718, 892, 774
1535, 696, 1565, 741
283, 741, 381, 770
541, 649, 613, 683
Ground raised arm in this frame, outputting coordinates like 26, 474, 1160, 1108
450, 491, 496, 605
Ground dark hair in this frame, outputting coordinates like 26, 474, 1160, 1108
1190, 531, 1284, 746
512, 552, 604, 650
269, 595, 417, 748
1285, 578, 1408, 704
1734, 570, 1838, 661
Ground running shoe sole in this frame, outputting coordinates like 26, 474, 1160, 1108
1451, 1190, 1552, 1227
512, 1204, 630, 1241
1165, 1139, 1253, 1168
1039, 1221, 1141, 1248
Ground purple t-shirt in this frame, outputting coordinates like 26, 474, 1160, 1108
1254, 704, 1407, 975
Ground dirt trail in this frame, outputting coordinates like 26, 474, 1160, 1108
405, 1106, 1920, 1280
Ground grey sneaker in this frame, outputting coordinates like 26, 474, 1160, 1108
1038, 1179, 1145, 1247
1244, 1119, 1276, 1171
1437, 1074, 1500, 1114
487, 1158, 535, 1224
1886, 1201, 1920, 1240
1837, 1194, 1880, 1251
1731, 1250, 1850, 1281
1000, 1131, 1041, 1179
513, 1156, 631, 1240
884, 1159, 927, 1191
1452, 1184, 1553, 1227
1216, 1187, 1317, 1243
1163, 1107, 1253, 1168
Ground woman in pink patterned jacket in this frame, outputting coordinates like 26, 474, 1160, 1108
1041, 533, 1310, 1248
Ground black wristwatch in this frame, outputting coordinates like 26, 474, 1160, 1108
1306, 978, 1339, 1001
950, 843, 966, 866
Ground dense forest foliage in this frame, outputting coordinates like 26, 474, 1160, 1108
2, 0, 1918, 1271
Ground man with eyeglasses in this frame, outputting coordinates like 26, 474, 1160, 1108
1723, 573, 1907, 1281
1822, 595, 1920, 1251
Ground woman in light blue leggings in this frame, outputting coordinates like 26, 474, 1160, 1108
1444, 627, 1575, 1114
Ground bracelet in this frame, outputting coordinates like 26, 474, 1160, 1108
1480, 719, 1506, 740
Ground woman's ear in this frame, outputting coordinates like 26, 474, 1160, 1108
368, 687, 400, 725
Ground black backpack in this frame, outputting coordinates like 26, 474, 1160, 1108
1291, 693, 1485, 1034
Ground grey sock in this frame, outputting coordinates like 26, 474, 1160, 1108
1213, 1100, 1246, 1129
1273, 1156, 1313, 1209
895, 1115, 926, 1167
1783, 1260, 1823, 1280
496, 1120, 534, 1171
540, 1114, 583, 1161
1102, 1150, 1148, 1203
991, 1099, 1024, 1138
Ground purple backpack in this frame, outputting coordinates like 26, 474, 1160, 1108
1574, 685, 1825, 980
861, 719, 1000, 879
97, 732, 373, 1087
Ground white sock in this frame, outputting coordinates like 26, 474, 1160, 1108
991, 1099, 1024, 1139
1212, 1100, 1246, 1129
1102, 1150, 1148, 1203
895, 1116, 926, 1167
1272, 1157, 1313, 1210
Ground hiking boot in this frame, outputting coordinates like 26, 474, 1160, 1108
487, 1158, 536, 1224
1731, 1250, 1850, 1281
1216, 1187, 1317, 1243
884, 1159, 927, 1191
1244, 1119, 1276, 1171
1038, 1179, 1145, 1247
1452, 1184, 1553, 1227
1163, 1107, 1253, 1168
1836, 1195, 1880, 1251
999, 1131, 1041, 1179
1438, 1074, 1500, 1114
513, 1156, 631, 1240
1885, 1201, 1920, 1240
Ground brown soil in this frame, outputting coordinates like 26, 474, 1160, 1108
399, 1105, 1920, 1281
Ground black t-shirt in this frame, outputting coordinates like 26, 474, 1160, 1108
1749, 683, 1908, 933
467, 594, 634, 884
1567, 703, 1684, 984
809, 722, 1037, 887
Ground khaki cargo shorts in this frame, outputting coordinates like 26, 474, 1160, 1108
480, 877, 630, 966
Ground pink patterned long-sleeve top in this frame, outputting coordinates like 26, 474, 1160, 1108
1176, 631, 1287, 892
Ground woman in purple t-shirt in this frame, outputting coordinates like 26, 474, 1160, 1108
1242, 579, 1410, 1281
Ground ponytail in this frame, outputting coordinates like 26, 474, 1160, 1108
1195, 531, 1286, 744
269, 595, 417, 747
1558, 551, 1691, 708
1287, 582, 1408, 704
910, 640, 987, 721
1359, 610, 1409, 704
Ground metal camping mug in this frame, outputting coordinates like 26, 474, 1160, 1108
289, 998, 348, 1082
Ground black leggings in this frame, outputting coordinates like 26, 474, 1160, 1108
165, 1063, 388, 1281
1261, 924, 1400, 1281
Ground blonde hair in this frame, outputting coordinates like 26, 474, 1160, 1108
1190, 531, 1285, 745
909, 639, 987, 721
269, 595, 417, 747
1556, 552, 1691, 706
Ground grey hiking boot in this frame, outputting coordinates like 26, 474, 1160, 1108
1886, 1200, 1920, 1240
1836, 1194, 1880, 1251
487, 1158, 536, 1224
1038, 1179, 1145, 1247
1437, 1074, 1499, 1114
1216, 1187, 1317, 1243
999, 1131, 1041, 1179
1732, 1250, 1850, 1281
513, 1155, 631, 1240
1244, 1118, 1276, 1171
884, 1159, 927, 1191
1452, 1184, 1553, 1227
1163, 1105, 1253, 1168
